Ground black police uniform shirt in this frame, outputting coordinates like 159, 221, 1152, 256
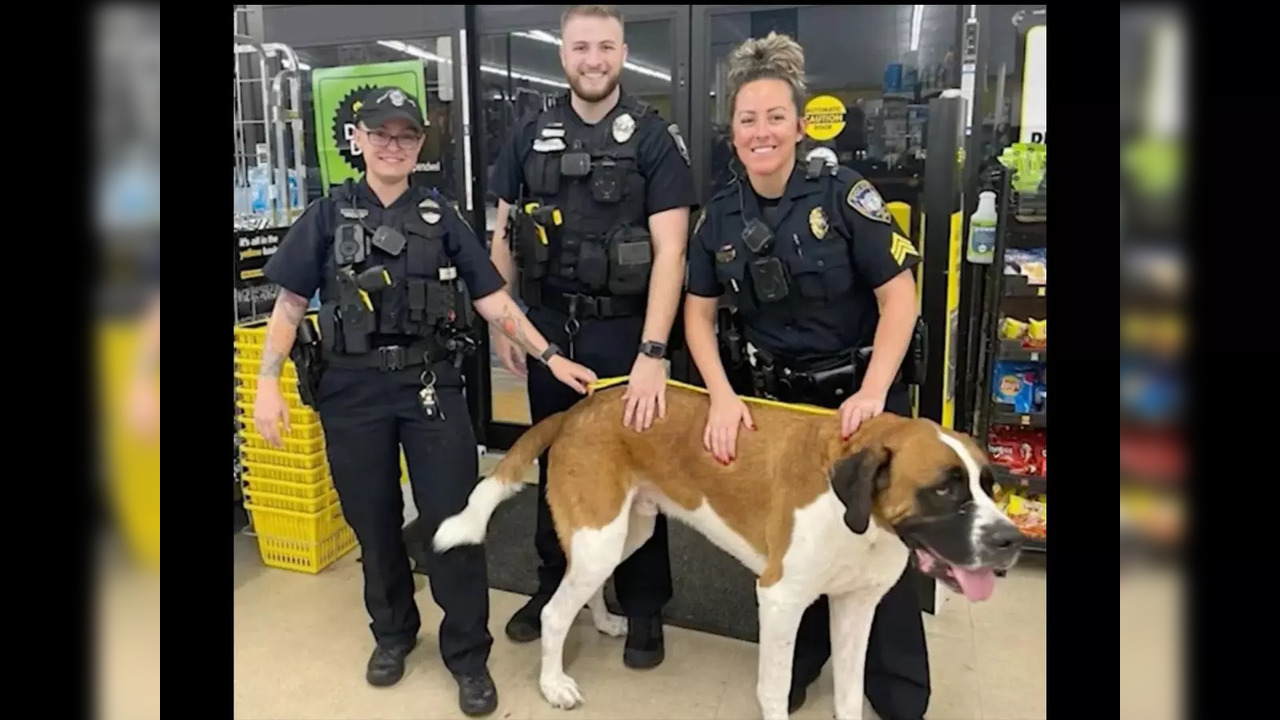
488, 92, 698, 294
263, 179, 506, 345
687, 162, 921, 359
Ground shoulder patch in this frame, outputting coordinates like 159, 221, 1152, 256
889, 232, 919, 266
667, 123, 691, 167
846, 179, 892, 224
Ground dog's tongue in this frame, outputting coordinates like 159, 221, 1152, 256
951, 566, 997, 602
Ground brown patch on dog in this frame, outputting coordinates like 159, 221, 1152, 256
488, 383, 979, 586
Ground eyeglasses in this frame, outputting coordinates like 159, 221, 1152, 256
363, 128, 423, 150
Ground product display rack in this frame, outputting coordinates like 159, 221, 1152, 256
974, 166, 1048, 552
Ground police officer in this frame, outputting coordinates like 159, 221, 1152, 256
252, 86, 597, 717
682, 34, 931, 719
486, 5, 697, 669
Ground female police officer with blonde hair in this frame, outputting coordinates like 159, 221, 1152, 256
682, 34, 930, 719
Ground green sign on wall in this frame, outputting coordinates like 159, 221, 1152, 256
310, 60, 428, 195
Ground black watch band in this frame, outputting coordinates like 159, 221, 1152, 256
539, 343, 562, 365
638, 340, 667, 359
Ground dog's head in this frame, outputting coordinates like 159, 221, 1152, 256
826, 415, 1022, 602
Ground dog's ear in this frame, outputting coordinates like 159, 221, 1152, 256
829, 446, 893, 534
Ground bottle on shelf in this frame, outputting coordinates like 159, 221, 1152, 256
966, 190, 999, 264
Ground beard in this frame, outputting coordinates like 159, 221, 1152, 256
567, 70, 620, 103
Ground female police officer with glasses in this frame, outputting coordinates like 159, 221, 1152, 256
252, 86, 596, 717
681, 35, 931, 720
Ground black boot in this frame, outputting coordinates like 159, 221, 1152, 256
504, 594, 550, 643
623, 614, 665, 669
454, 669, 499, 717
365, 639, 417, 687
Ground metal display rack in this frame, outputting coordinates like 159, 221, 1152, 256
973, 165, 1048, 552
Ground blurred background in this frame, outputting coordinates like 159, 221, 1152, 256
1119, 4, 1186, 720
93, 3, 160, 720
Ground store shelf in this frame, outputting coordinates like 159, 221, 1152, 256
1002, 275, 1047, 297
992, 409, 1047, 428
995, 466, 1047, 493
997, 339, 1046, 362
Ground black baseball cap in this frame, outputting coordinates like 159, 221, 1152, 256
355, 86, 425, 132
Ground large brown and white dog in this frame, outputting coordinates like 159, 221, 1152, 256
434, 382, 1023, 720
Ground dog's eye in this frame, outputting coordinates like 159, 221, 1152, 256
933, 485, 953, 497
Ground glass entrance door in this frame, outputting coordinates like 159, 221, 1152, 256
471, 5, 691, 450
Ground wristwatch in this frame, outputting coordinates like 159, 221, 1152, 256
638, 340, 667, 359
539, 343, 563, 365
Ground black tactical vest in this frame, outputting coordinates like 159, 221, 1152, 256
317, 181, 471, 357
713, 160, 857, 318
515, 95, 654, 302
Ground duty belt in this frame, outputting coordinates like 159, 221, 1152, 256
323, 340, 442, 371
541, 292, 646, 319
750, 347, 874, 404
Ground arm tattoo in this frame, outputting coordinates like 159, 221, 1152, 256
489, 305, 541, 356
259, 291, 309, 379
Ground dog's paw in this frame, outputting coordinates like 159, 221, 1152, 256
540, 672, 584, 710
592, 612, 627, 638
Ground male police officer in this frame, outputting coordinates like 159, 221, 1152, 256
486, 5, 697, 669
682, 109, 931, 720
253, 86, 596, 717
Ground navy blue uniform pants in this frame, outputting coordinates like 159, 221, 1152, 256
789, 384, 931, 719
524, 306, 674, 618
315, 363, 492, 676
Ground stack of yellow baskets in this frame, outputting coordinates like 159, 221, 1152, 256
234, 320, 357, 573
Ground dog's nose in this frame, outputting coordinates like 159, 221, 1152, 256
986, 523, 1025, 551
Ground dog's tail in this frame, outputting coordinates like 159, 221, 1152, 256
433, 410, 570, 551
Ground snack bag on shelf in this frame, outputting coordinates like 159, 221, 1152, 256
1000, 490, 1047, 539
999, 316, 1029, 341
1033, 381, 1047, 412
1026, 317, 1047, 349
988, 426, 1041, 476
1004, 248, 1048, 285
992, 361, 1040, 413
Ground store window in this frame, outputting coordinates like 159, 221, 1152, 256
293, 37, 459, 203
475, 18, 677, 427
702, 6, 957, 205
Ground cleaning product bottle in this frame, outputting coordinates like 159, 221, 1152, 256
966, 190, 998, 264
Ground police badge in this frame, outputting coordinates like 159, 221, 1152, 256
808, 207, 829, 240
418, 197, 442, 225
668, 123, 691, 167
846, 179, 892, 224
612, 113, 636, 143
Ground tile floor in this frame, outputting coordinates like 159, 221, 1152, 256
233, 513, 1047, 719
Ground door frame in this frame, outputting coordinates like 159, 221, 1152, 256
469, 4, 694, 452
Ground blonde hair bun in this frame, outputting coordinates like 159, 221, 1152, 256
726, 31, 807, 96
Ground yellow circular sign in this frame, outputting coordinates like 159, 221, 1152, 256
804, 95, 847, 141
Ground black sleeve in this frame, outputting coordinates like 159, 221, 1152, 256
836, 174, 921, 289
638, 116, 699, 216
444, 201, 506, 301
685, 207, 722, 298
262, 199, 332, 299
488, 111, 537, 204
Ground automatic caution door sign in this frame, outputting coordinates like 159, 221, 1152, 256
804, 95, 847, 142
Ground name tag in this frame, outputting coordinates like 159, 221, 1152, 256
533, 137, 566, 153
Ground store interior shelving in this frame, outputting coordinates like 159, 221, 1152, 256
974, 164, 1048, 552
